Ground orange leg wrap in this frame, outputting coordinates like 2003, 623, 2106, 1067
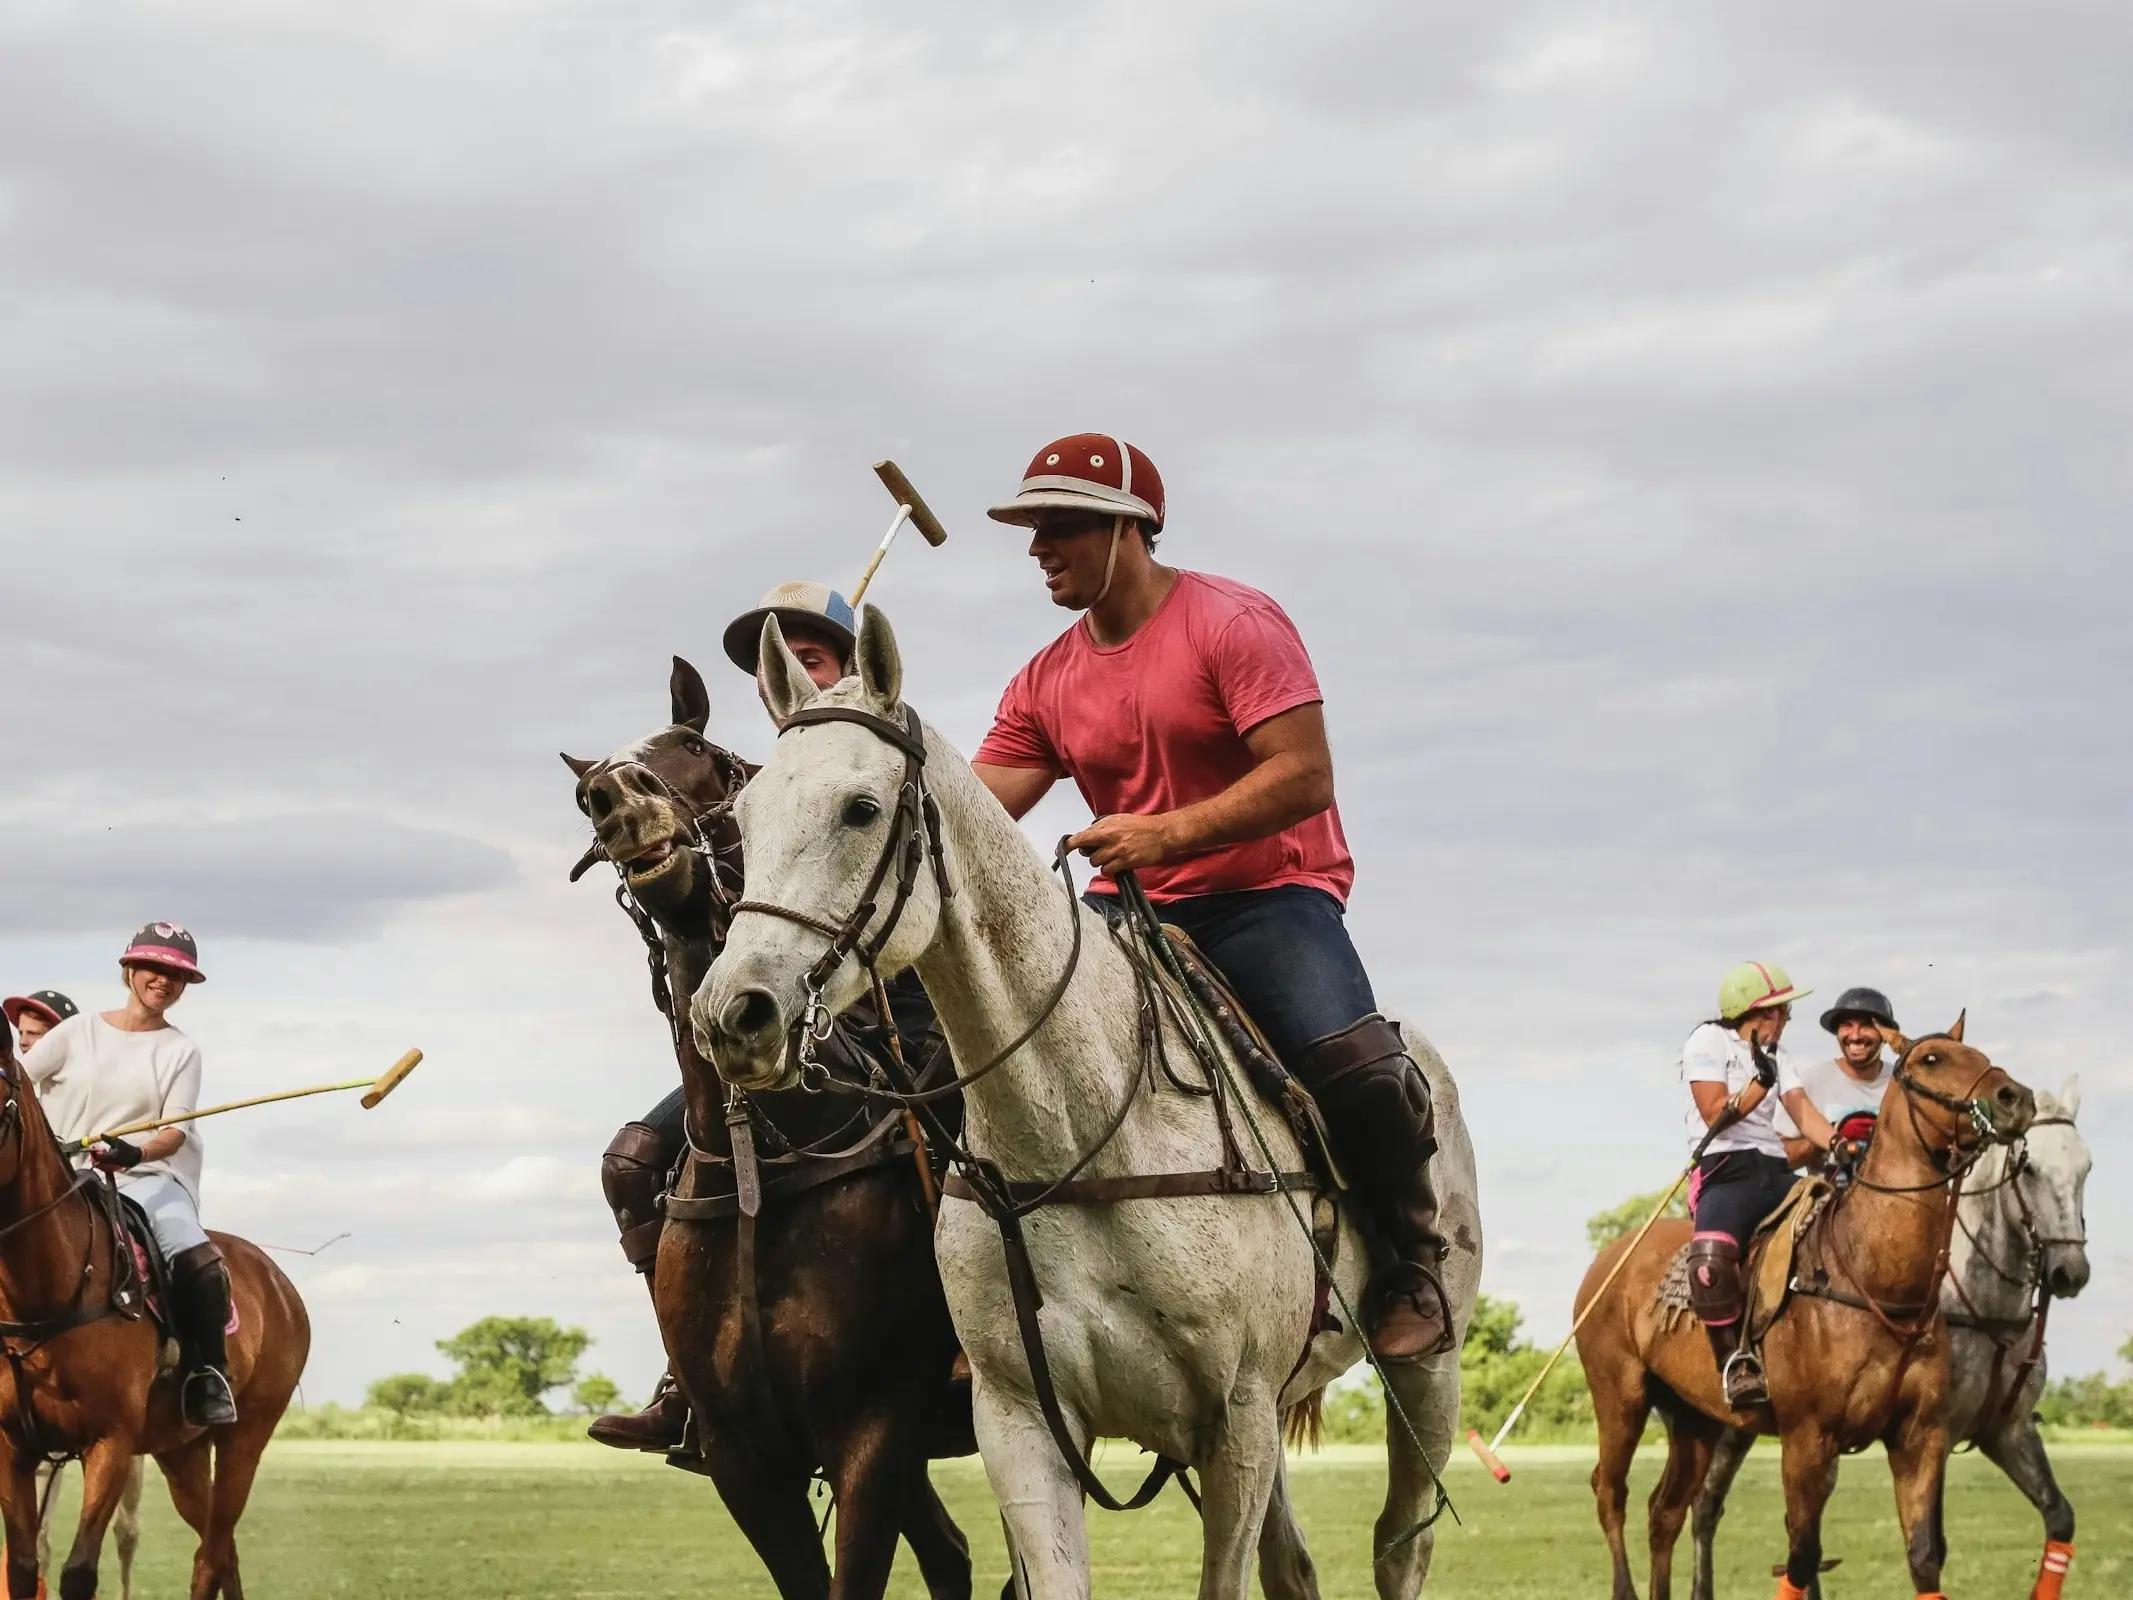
2032, 1538, 2075, 1600
1774, 1580, 1810, 1600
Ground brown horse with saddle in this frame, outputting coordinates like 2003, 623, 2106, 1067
0, 1028, 308, 1600
1574, 1014, 2035, 1600
565, 648, 979, 1600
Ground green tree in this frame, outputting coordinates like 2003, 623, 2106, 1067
366, 1372, 452, 1415
572, 1374, 625, 1416
1586, 1185, 1689, 1252
436, 1316, 592, 1417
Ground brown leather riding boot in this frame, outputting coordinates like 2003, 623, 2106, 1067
1685, 1235, 1767, 1408
587, 1371, 689, 1452
1294, 1016, 1454, 1362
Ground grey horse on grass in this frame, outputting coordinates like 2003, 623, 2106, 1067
1688, 1077, 2091, 1600
693, 608, 1483, 1600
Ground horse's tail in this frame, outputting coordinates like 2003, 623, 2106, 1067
1283, 1386, 1326, 1452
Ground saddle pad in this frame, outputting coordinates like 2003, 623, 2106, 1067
1748, 1176, 1829, 1339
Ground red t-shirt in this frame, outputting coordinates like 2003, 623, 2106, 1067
975, 571, 1355, 904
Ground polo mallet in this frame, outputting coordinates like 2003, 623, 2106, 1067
1467, 1096, 1747, 1483
65, 1048, 424, 1153
849, 460, 948, 609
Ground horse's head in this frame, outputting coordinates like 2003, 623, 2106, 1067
691, 607, 944, 1092
1881, 1011, 2036, 1158
563, 656, 750, 937
2013, 1076, 2091, 1299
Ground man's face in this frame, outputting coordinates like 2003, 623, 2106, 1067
1027, 510, 1124, 610
756, 622, 848, 710
124, 963, 189, 1015
13, 1012, 51, 1050
1835, 1017, 1884, 1068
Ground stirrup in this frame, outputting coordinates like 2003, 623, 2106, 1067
182, 1367, 239, 1428
1721, 1349, 1768, 1408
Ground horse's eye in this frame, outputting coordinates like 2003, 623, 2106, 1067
1923, 1052, 1940, 1065
684, 739, 706, 757
576, 793, 591, 816
842, 795, 882, 828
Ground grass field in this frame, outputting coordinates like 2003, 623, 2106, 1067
36, 1440, 2132, 1597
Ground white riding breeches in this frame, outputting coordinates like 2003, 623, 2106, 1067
116, 1170, 210, 1257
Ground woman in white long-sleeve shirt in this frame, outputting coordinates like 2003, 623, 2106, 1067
22, 922, 238, 1427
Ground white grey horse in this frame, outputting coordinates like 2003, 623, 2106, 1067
692, 609, 1482, 1600
1687, 1078, 2091, 1600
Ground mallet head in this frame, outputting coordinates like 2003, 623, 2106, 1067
872, 461, 948, 546
361, 1049, 423, 1109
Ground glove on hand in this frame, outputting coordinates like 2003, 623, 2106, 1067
1749, 1041, 1779, 1090
89, 1136, 144, 1172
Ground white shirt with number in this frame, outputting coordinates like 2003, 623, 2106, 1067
1773, 1052, 1892, 1139
22, 1014, 205, 1201
1679, 1021, 1803, 1160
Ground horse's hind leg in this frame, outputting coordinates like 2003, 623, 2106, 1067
1647, 1409, 1721, 1600
1687, 1427, 1753, 1600
1256, 1452, 1320, 1600
115, 1460, 144, 1600
1588, 1359, 1653, 1600
1374, 1352, 1460, 1600
896, 1469, 973, 1600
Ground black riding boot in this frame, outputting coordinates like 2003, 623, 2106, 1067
172, 1243, 239, 1428
1294, 1015, 1454, 1362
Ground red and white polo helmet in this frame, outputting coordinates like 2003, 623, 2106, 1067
987, 434, 1165, 532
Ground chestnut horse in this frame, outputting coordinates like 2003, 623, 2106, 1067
1574, 1017, 2034, 1600
565, 656, 975, 1600
0, 1026, 308, 1600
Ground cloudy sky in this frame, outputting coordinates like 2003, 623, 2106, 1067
3, 1, 2127, 1407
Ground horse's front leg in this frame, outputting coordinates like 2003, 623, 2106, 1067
2, 1455, 44, 1600
1975, 1409, 2076, 1597
1375, 1350, 1460, 1600
1256, 1451, 1320, 1600
1195, 1395, 1282, 1600
1775, 1426, 1840, 1598
1886, 1406, 1951, 1597
824, 1407, 922, 1600
57, 1438, 138, 1600
971, 1381, 1091, 1600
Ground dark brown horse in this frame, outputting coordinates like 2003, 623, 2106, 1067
1574, 1016, 2034, 1600
565, 656, 975, 1600
0, 1028, 308, 1600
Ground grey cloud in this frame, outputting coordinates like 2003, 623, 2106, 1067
0, 815, 515, 940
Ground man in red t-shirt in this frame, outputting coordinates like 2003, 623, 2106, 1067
972, 433, 1452, 1359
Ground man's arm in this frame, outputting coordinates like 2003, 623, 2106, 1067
1779, 1087, 1837, 1152
973, 763, 1059, 821
1067, 703, 1335, 874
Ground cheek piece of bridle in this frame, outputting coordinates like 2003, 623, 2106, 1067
730, 704, 952, 1088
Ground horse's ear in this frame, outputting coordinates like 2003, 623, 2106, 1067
1946, 1010, 1967, 1043
759, 616, 816, 725
2060, 1074, 2080, 1117
560, 752, 596, 778
670, 655, 710, 733
855, 604, 903, 714
1879, 1023, 1912, 1059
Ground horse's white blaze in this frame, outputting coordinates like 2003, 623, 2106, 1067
695, 608, 1483, 1600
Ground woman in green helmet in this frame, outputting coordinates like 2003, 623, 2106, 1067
1677, 961, 1838, 1408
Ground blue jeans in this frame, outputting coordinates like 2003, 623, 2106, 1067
1091, 885, 1377, 1062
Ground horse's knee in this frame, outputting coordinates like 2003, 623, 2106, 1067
2044, 1493, 2075, 1543
8, 1549, 41, 1600
58, 1562, 98, 1600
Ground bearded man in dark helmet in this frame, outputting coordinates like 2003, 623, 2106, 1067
1775, 985, 1901, 1174
970, 434, 1455, 1360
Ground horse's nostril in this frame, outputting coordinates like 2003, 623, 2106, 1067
1997, 1085, 2021, 1106
724, 990, 779, 1039
588, 786, 613, 818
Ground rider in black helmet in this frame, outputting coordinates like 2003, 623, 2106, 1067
1775, 986, 1900, 1176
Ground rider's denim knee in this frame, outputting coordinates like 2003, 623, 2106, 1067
1143, 885, 1378, 1063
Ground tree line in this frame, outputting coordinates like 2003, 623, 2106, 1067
366, 1316, 626, 1418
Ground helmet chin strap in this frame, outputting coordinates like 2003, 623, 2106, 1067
1091, 516, 1124, 606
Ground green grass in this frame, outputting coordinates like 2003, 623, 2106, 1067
31, 1440, 2132, 1597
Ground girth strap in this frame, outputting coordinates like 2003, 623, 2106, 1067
941, 1168, 1316, 1207
663, 1137, 918, 1224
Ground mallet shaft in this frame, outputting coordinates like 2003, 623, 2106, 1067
73, 1050, 425, 1147
850, 504, 913, 610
